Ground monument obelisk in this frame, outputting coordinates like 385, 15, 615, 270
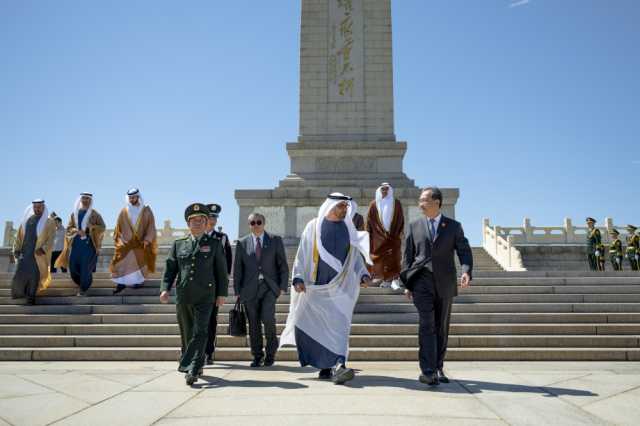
235, 0, 459, 241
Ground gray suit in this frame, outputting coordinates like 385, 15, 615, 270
401, 215, 473, 374
233, 232, 289, 360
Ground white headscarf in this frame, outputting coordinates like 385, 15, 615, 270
125, 190, 145, 226
375, 183, 394, 231
73, 193, 94, 232
315, 193, 372, 273
20, 201, 48, 237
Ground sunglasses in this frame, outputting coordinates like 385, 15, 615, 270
249, 220, 263, 226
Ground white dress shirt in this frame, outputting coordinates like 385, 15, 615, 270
423, 213, 442, 240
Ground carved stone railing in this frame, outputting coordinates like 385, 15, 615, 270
482, 219, 525, 271
2, 220, 194, 248
482, 217, 635, 271
488, 217, 631, 246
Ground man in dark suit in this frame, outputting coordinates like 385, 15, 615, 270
203, 203, 233, 365
401, 187, 473, 386
233, 213, 289, 367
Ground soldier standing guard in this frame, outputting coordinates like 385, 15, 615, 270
626, 225, 639, 271
608, 229, 624, 271
160, 203, 229, 386
586, 218, 605, 271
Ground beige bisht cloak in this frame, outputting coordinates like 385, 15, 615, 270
55, 210, 106, 270
13, 214, 57, 292
110, 205, 157, 284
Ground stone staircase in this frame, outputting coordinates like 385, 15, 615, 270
1, 269, 639, 361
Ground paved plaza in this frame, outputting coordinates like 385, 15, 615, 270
0, 361, 639, 425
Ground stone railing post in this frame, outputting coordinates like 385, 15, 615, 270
604, 217, 614, 243
494, 226, 500, 254
482, 218, 490, 246
564, 217, 573, 243
3, 221, 15, 248
506, 235, 514, 268
523, 217, 532, 243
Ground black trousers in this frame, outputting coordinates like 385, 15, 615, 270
244, 282, 278, 360
205, 305, 219, 357
50, 251, 66, 273
176, 303, 213, 375
411, 269, 453, 375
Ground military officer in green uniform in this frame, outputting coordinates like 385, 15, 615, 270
160, 203, 229, 386
586, 217, 605, 271
626, 225, 640, 271
608, 229, 624, 271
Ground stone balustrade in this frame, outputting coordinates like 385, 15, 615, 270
3, 220, 193, 249
482, 217, 636, 271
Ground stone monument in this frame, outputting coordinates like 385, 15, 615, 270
235, 0, 459, 242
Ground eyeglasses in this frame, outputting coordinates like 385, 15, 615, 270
249, 220, 263, 226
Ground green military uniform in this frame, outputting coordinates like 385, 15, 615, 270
626, 225, 639, 271
586, 218, 604, 271
161, 203, 228, 385
608, 230, 624, 271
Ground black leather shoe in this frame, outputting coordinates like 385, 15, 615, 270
113, 285, 125, 295
264, 357, 275, 367
318, 368, 332, 380
185, 373, 197, 386
419, 373, 439, 386
437, 369, 449, 383
250, 357, 264, 368
205, 355, 214, 365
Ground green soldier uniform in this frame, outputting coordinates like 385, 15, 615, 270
626, 225, 639, 271
586, 218, 604, 271
161, 203, 228, 385
608, 229, 624, 271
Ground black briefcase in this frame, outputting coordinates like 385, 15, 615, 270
228, 299, 247, 337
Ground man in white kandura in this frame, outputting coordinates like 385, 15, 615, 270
110, 188, 158, 294
280, 193, 372, 385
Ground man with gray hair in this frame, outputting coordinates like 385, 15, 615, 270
234, 212, 289, 367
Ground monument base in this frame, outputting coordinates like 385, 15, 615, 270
235, 140, 459, 241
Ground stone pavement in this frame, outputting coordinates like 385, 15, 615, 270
0, 361, 639, 426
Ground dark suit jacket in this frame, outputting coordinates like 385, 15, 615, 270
401, 215, 473, 299
233, 232, 289, 302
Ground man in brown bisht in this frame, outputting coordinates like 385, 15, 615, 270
111, 188, 158, 294
11, 199, 57, 305
366, 182, 405, 291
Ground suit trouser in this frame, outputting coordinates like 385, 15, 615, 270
176, 303, 213, 374
411, 270, 453, 374
205, 306, 220, 357
244, 282, 278, 359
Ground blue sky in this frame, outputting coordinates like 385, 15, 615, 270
1, 0, 638, 245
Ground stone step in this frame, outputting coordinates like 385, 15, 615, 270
3, 270, 640, 280
3, 276, 640, 289
2, 323, 639, 336
4, 293, 640, 305
2, 301, 640, 314
0, 334, 637, 348
1, 347, 638, 361
2, 312, 639, 325
5, 284, 640, 298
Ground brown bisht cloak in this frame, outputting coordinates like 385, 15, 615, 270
55, 210, 106, 270
366, 198, 404, 281
110, 206, 158, 279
